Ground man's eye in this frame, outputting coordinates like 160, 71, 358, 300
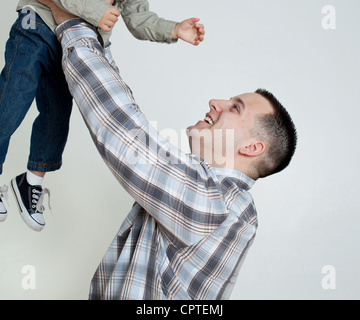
233, 105, 240, 111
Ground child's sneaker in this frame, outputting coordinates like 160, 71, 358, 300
0, 185, 9, 222
11, 173, 51, 232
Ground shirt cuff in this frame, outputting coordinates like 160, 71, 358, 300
156, 20, 179, 44
55, 18, 98, 48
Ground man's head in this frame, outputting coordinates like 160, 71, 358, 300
186, 89, 297, 180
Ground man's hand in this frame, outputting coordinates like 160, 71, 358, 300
98, 7, 121, 32
38, 0, 76, 25
172, 18, 205, 46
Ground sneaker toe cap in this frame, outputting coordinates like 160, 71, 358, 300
31, 213, 45, 226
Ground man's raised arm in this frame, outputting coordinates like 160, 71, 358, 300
37, 0, 227, 246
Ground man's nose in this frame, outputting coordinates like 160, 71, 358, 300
209, 99, 223, 113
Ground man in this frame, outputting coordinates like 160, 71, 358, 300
39, 0, 297, 300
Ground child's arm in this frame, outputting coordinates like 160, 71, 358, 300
51, 0, 120, 32
121, 0, 205, 46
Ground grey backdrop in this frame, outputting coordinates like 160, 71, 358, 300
0, 0, 359, 300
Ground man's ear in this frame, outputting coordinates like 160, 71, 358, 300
238, 141, 266, 157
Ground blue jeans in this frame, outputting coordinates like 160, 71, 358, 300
0, 11, 73, 175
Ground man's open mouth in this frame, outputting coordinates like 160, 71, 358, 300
204, 116, 214, 125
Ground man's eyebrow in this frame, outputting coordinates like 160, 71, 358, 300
231, 97, 245, 108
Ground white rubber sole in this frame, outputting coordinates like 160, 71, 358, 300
11, 178, 44, 232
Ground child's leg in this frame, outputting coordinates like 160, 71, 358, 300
0, 11, 73, 176
0, 12, 45, 175
11, 74, 72, 231
1, 12, 73, 231
28, 57, 73, 174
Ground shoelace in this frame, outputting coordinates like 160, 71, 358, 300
0, 185, 9, 206
32, 188, 52, 213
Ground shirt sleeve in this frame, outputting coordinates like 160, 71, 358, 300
120, 0, 178, 43
52, 0, 111, 27
57, 19, 226, 245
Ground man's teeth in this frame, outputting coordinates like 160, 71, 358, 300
204, 116, 214, 125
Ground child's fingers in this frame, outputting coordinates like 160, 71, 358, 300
187, 17, 200, 26
109, 7, 121, 17
109, 15, 119, 23
102, 25, 111, 32
196, 24, 205, 35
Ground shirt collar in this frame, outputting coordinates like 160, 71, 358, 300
188, 154, 256, 190
212, 165, 255, 191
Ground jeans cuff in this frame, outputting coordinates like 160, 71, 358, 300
27, 161, 62, 173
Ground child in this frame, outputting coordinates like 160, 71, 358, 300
0, 0, 205, 231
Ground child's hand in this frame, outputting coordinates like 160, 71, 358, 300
99, 6, 121, 32
172, 18, 205, 46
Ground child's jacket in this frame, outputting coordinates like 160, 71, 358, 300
17, 0, 178, 45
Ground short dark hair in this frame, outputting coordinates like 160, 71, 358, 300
253, 88, 297, 178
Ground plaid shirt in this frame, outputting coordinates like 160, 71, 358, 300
57, 19, 258, 300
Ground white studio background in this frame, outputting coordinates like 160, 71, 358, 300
0, 0, 359, 300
